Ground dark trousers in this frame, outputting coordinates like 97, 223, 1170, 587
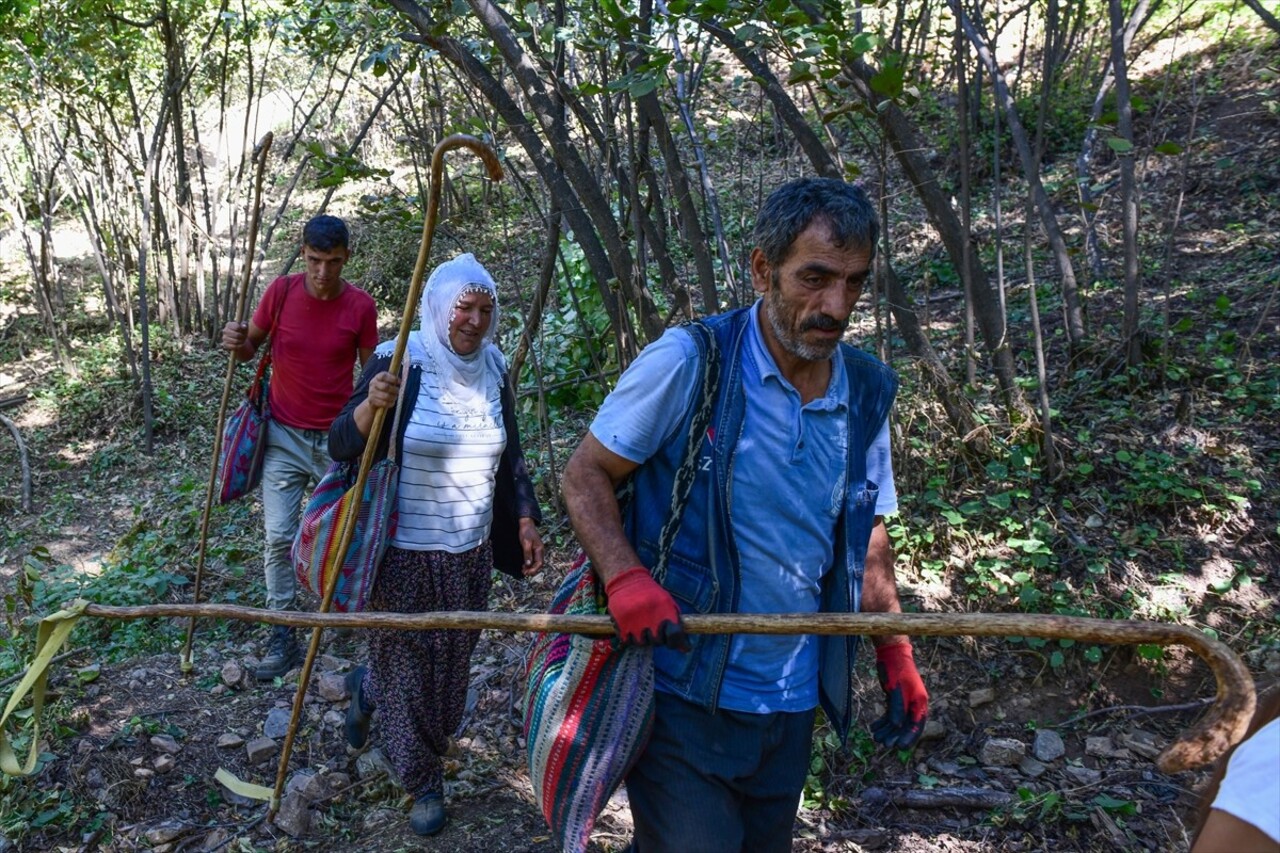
625, 690, 816, 853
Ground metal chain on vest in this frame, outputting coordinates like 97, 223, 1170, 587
652, 322, 721, 584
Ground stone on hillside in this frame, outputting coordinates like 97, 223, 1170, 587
134, 767, 155, 779
921, 719, 946, 741
1085, 735, 1119, 758
1064, 764, 1102, 785
969, 687, 997, 708
323, 710, 344, 728
245, 737, 278, 764
264, 708, 292, 739
319, 654, 351, 672
199, 829, 230, 851
216, 733, 244, 749
1018, 757, 1048, 778
145, 822, 184, 845
979, 737, 1026, 767
150, 734, 181, 754
1118, 729, 1164, 761
273, 791, 313, 837
316, 672, 348, 702
326, 772, 351, 795
356, 748, 394, 781
221, 661, 245, 688
153, 754, 175, 774
287, 769, 329, 802
1032, 729, 1066, 762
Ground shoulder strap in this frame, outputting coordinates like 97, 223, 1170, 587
386, 360, 412, 464
651, 320, 721, 583
260, 278, 292, 361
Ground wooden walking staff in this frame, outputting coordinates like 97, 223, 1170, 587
180, 131, 274, 674
267, 134, 504, 818
73, 602, 1256, 774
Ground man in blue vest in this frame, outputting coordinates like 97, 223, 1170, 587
562, 177, 929, 852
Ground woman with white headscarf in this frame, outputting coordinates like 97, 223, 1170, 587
328, 253, 544, 836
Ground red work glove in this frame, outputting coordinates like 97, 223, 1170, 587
870, 641, 928, 749
604, 566, 690, 652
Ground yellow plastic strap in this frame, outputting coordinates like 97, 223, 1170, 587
1, 600, 89, 776
214, 767, 277, 806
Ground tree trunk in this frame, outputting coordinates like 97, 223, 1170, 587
1239, 0, 1280, 35
1110, 0, 1142, 370
463, 0, 665, 346
952, 0, 1088, 351
839, 55, 1031, 419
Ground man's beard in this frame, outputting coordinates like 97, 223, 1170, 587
765, 279, 846, 362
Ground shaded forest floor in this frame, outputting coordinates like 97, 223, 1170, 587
1, 27, 1278, 853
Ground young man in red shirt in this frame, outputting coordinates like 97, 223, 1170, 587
222, 215, 379, 679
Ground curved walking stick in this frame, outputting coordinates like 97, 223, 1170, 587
180, 132, 274, 673
269, 134, 503, 815
76, 602, 1256, 774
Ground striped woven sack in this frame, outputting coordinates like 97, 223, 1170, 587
523, 552, 654, 853
217, 354, 270, 504
524, 320, 721, 853
291, 457, 398, 612
291, 361, 408, 612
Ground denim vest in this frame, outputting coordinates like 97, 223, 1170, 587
622, 306, 898, 740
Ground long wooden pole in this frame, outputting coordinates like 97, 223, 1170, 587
85, 601, 1253, 774
180, 132, 273, 673
268, 135, 504, 816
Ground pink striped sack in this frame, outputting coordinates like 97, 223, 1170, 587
523, 553, 654, 853
291, 457, 398, 612
217, 353, 271, 504
291, 363, 407, 612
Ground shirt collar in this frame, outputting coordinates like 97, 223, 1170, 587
746, 301, 847, 410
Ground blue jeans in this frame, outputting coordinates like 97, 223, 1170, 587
261, 423, 330, 610
626, 691, 816, 853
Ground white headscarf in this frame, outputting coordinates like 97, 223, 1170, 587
409, 252, 504, 411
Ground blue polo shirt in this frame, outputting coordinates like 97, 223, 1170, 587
590, 302, 896, 713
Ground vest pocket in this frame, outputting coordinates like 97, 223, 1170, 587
637, 539, 715, 613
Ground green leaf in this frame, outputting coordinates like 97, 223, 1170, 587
870, 65, 905, 98
1106, 137, 1134, 154
1155, 141, 1184, 156
1049, 651, 1065, 668
849, 32, 878, 54
1083, 646, 1103, 663
1093, 794, 1136, 815
629, 75, 658, 98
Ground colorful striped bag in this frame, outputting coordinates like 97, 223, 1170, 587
524, 554, 654, 853
523, 321, 720, 853
218, 279, 291, 505
217, 353, 271, 504
291, 362, 408, 612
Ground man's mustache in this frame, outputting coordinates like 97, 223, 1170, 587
800, 314, 846, 333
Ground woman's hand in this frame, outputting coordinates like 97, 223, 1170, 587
518, 517, 544, 576
366, 371, 401, 409
354, 370, 401, 437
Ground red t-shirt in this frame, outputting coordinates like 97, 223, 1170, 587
253, 273, 379, 430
